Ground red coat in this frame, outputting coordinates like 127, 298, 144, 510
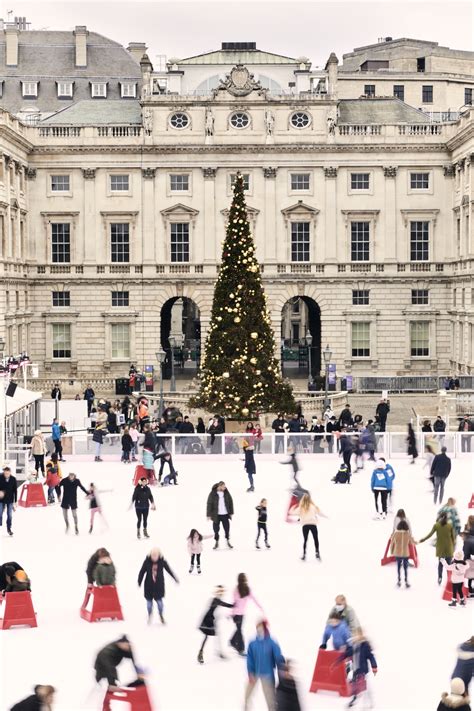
46, 470, 60, 488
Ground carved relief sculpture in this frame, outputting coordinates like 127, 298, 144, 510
205, 108, 215, 137
143, 107, 153, 136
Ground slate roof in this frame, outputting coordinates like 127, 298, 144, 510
177, 49, 301, 65
41, 100, 142, 125
338, 97, 430, 124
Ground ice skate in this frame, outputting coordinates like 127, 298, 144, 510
197, 565, 201, 574
265, 541, 271, 549
189, 564, 194, 573
301, 553, 306, 561
448, 600, 457, 607
213, 541, 219, 550
75, 525, 79, 535
137, 529, 141, 539
460, 599, 466, 606
197, 651, 204, 664
246, 486, 254, 492
397, 579, 401, 587
143, 528, 150, 538
7, 528, 13, 536
405, 581, 410, 588
255, 542, 260, 549
159, 613, 165, 624
316, 551, 321, 560
226, 539, 233, 549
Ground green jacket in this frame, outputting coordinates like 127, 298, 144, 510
419, 521, 455, 558
93, 562, 116, 587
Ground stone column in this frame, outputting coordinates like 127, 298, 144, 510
202, 168, 216, 263
383, 167, 398, 262
324, 167, 338, 261
141, 168, 156, 264
82, 168, 96, 264
263, 167, 277, 262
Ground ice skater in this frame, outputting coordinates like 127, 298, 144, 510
243, 442, 256, 492
280, 446, 301, 487
141, 424, 156, 483
59, 472, 88, 534
320, 613, 351, 652
157, 451, 178, 486
206, 481, 234, 549
417, 511, 455, 584
94, 635, 138, 688
230, 573, 264, 656
442, 551, 468, 607
336, 628, 378, 709
10, 685, 55, 711
370, 461, 391, 519
197, 585, 234, 664
132, 476, 155, 539
121, 427, 133, 463
187, 528, 213, 574
87, 483, 109, 534
290, 492, 326, 561
137, 547, 179, 624
390, 520, 415, 588
45, 463, 60, 504
244, 621, 285, 711
255, 499, 270, 549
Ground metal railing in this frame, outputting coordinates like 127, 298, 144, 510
354, 376, 474, 393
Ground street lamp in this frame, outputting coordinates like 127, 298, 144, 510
0, 337, 6, 464
169, 337, 177, 393
156, 349, 166, 418
323, 343, 332, 409
306, 330, 313, 388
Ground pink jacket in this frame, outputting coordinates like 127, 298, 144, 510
232, 588, 263, 615
187, 534, 213, 554
443, 559, 468, 584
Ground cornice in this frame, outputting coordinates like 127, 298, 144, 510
0, 125, 33, 154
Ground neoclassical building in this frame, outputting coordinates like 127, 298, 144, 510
0, 27, 473, 381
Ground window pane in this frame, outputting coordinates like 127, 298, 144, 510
51, 223, 70, 263
170, 174, 190, 191
170, 223, 190, 263
393, 85, 405, 101
57, 82, 73, 97
291, 222, 310, 262
422, 85, 433, 103
121, 83, 136, 98
351, 173, 370, 190
230, 173, 250, 190
91, 82, 106, 97
410, 173, 429, 189
111, 291, 130, 307
52, 323, 71, 358
352, 290, 370, 305
51, 175, 70, 191
364, 85, 375, 97
111, 324, 130, 359
351, 322, 370, 357
351, 222, 370, 262
291, 173, 310, 190
52, 291, 71, 307
410, 221, 429, 261
110, 174, 129, 191
465, 88, 473, 105
410, 321, 429, 356
111, 223, 130, 263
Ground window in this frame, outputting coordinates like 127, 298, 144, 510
422, 85, 433, 103
230, 112, 250, 129
351, 322, 370, 357
410, 172, 429, 189
290, 112, 311, 128
0, 81, 3, 98
364, 84, 375, 97
462, 289, 465, 308
453, 288, 457, 307
291, 297, 300, 314
170, 223, 190, 263
170, 174, 190, 191
465, 88, 473, 105
52, 323, 71, 359
120, 82, 136, 98
410, 221, 429, 261
111, 223, 130, 263
91, 82, 107, 98
411, 289, 429, 305
110, 174, 129, 192
352, 290, 370, 305
393, 85, 405, 101
417, 57, 425, 73
169, 112, 189, 129
290, 173, 310, 191
410, 321, 429, 357
57, 82, 73, 98
51, 223, 71, 263
52, 291, 71, 307
111, 324, 130, 359
291, 222, 310, 262
351, 222, 370, 262
351, 173, 370, 190
112, 291, 129, 307
51, 175, 70, 192
230, 173, 250, 191
22, 81, 38, 97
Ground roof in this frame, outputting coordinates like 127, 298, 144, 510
349, 38, 440, 54
6, 385, 42, 417
338, 97, 430, 124
176, 49, 301, 65
41, 99, 142, 125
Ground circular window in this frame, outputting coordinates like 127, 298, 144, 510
230, 112, 250, 129
290, 111, 311, 129
169, 112, 190, 129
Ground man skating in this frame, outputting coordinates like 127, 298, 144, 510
206, 481, 234, 549
0, 466, 17, 536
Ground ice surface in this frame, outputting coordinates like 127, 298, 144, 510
1, 452, 472, 711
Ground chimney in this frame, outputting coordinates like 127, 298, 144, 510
73, 25, 88, 68
325, 52, 339, 98
127, 42, 148, 64
5, 26, 19, 66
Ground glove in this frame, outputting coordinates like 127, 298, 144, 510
319, 644, 327, 650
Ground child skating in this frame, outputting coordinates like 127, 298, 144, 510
197, 586, 234, 664
255, 499, 270, 549
87, 483, 109, 534
336, 627, 378, 708
443, 551, 468, 607
187, 529, 213, 574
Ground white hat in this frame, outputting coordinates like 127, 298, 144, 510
454, 550, 465, 561
451, 678, 465, 695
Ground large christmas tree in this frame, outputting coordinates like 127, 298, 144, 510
190, 173, 295, 417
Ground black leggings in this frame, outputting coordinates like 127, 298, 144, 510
33, 454, 45, 473
373, 490, 388, 514
190, 553, 201, 566
230, 615, 244, 653
452, 582, 464, 601
256, 522, 268, 543
136, 508, 149, 529
302, 524, 319, 554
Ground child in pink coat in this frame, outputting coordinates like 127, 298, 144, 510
187, 528, 213, 575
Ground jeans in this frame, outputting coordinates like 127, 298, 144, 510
146, 598, 163, 616
95, 442, 102, 457
274, 435, 284, 453
131, 443, 138, 459
433, 477, 445, 505
33, 454, 45, 473
0, 503, 13, 530
122, 450, 130, 462
244, 678, 276, 711
373, 490, 388, 514
438, 556, 453, 582
342, 450, 352, 472
47, 486, 56, 502
461, 434, 471, 452
213, 514, 230, 541
302, 524, 319, 555
256, 522, 268, 543
396, 557, 408, 582
247, 470, 254, 488
136, 507, 149, 529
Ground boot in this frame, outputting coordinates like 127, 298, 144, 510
460, 599, 466, 606
265, 541, 271, 549
226, 539, 233, 549
144, 529, 150, 539
316, 551, 321, 560
255, 542, 260, 549
189, 564, 194, 574
159, 613, 165, 624
405, 581, 410, 588
301, 552, 306, 561
213, 541, 219, 550
7, 528, 13, 536
246, 487, 254, 492
197, 650, 204, 664
75, 525, 79, 535
197, 565, 201, 574
137, 529, 141, 539
448, 600, 457, 607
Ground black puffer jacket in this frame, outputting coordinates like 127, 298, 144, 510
430, 452, 452, 479
132, 484, 154, 509
206, 484, 234, 521
463, 529, 474, 560
137, 555, 178, 600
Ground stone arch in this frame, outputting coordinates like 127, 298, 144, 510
160, 296, 201, 379
280, 295, 322, 378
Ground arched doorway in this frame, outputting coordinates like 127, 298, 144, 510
160, 297, 201, 380
281, 296, 321, 379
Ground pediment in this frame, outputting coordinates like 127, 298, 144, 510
160, 203, 200, 218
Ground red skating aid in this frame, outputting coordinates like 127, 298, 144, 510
0, 591, 38, 630
309, 649, 352, 696
18, 482, 47, 508
80, 585, 124, 623
102, 684, 153, 711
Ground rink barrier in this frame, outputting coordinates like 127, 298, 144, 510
80, 585, 124, 623
18, 482, 47, 508
0, 591, 37, 630
309, 648, 351, 697
102, 684, 153, 711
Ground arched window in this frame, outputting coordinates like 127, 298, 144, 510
257, 75, 283, 94
194, 75, 222, 94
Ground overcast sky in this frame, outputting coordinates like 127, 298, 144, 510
6, 1, 473, 67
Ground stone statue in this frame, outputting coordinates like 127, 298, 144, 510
327, 116, 336, 135
143, 108, 153, 136
205, 108, 215, 137
264, 109, 275, 136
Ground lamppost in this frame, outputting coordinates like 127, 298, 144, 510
169, 337, 177, 393
323, 343, 332, 409
155, 349, 166, 418
306, 330, 313, 388
0, 337, 6, 463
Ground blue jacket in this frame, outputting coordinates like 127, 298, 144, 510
452, 641, 474, 688
384, 463, 395, 491
52, 422, 61, 441
247, 635, 284, 679
322, 620, 351, 650
338, 640, 377, 675
370, 468, 390, 491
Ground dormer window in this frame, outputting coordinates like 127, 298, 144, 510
120, 82, 137, 98
22, 81, 38, 98
91, 82, 107, 98
57, 81, 73, 98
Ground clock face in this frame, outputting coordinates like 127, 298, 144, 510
231, 66, 249, 89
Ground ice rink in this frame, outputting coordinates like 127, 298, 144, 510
1, 451, 472, 711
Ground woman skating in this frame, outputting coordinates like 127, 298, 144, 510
187, 529, 213, 574
390, 520, 415, 588
30, 430, 46, 477
230, 573, 263, 656
407, 423, 418, 463
417, 511, 455, 584
290, 492, 326, 561
137, 547, 179, 624
243, 443, 256, 492
198, 585, 234, 664
255, 499, 270, 549
87, 483, 108, 534
132, 477, 155, 539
